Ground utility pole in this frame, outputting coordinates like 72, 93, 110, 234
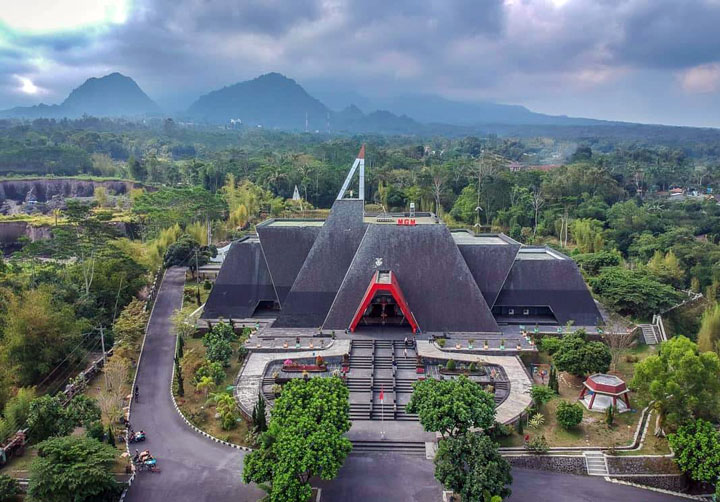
99, 326, 108, 390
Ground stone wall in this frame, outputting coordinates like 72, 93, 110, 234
506, 455, 587, 475
609, 475, 688, 492
606, 455, 680, 475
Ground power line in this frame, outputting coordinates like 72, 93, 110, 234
46, 338, 103, 396
35, 329, 99, 389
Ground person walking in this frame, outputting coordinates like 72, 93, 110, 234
403, 346, 408, 358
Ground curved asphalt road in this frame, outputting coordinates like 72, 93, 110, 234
125, 267, 261, 502
127, 267, 689, 502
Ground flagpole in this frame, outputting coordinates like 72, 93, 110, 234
380, 385, 385, 440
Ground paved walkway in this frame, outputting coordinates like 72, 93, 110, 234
235, 340, 351, 416
417, 341, 533, 424
125, 267, 261, 502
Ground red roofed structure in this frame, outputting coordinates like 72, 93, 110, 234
579, 373, 630, 412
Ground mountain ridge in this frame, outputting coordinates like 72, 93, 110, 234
1, 73, 160, 119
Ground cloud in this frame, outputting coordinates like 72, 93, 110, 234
0, 0, 719, 125
680, 63, 720, 94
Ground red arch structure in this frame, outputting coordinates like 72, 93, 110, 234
349, 270, 419, 333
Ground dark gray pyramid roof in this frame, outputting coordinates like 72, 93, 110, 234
455, 233, 521, 307
201, 237, 277, 319
494, 247, 602, 326
256, 221, 321, 305
323, 224, 500, 333
273, 199, 367, 327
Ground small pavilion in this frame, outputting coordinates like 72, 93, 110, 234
578, 373, 630, 413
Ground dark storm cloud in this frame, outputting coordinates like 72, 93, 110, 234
611, 0, 720, 69
3, 0, 720, 125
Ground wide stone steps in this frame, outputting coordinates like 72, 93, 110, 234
349, 403, 371, 420
583, 451, 609, 476
395, 405, 418, 421
351, 440, 426, 455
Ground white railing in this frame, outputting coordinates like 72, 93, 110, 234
651, 314, 668, 343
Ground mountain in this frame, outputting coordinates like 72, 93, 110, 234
1, 73, 160, 119
366, 94, 607, 127
187, 73, 330, 130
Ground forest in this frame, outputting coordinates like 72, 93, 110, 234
0, 116, 720, 463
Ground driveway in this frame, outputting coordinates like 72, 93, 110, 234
125, 267, 689, 502
124, 267, 262, 502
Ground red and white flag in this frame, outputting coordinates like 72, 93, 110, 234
379, 385, 384, 403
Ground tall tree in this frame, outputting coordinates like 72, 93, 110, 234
698, 303, 720, 356
632, 336, 720, 429
243, 377, 352, 502
407, 375, 496, 439
434, 431, 512, 502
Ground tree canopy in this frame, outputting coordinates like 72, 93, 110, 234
552, 331, 611, 377
242, 377, 352, 502
28, 436, 120, 502
631, 336, 720, 428
434, 431, 513, 502
407, 375, 496, 439
668, 419, 720, 483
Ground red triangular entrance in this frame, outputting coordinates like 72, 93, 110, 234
349, 270, 419, 333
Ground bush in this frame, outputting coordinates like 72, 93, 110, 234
526, 435, 549, 453
436, 338, 446, 348
539, 337, 562, 354
0, 474, 18, 502
203, 331, 233, 366
194, 360, 226, 385
85, 421, 105, 442
553, 331, 611, 376
446, 359, 456, 371
469, 362, 477, 372
530, 385, 555, 406
556, 401, 584, 429
203, 279, 212, 290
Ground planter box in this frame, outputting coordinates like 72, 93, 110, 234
282, 364, 328, 373
439, 368, 486, 376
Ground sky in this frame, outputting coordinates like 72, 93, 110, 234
1, 0, 720, 127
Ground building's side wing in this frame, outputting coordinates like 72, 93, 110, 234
201, 237, 278, 320
256, 221, 322, 306
494, 248, 602, 326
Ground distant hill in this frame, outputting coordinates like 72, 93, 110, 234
374, 94, 608, 127
187, 73, 330, 130
1, 73, 160, 119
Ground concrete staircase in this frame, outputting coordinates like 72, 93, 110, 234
350, 440, 427, 456
638, 324, 659, 345
583, 451, 609, 476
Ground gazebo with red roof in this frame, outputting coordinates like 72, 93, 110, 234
578, 373, 630, 413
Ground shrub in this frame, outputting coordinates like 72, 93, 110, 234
316, 355, 325, 367
446, 359, 456, 371
194, 360, 226, 385
469, 362, 478, 372
530, 385, 555, 407
556, 401, 584, 429
528, 412, 545, 429
85, 421, 105, 442
203, 279, 212, 290
436, 338, 446, 348
525, 435, 549, 453
0, 474, 19, 502
203, 330, 233, 366
539, 337, 562, 354
553, 331, 611, 376
605, 404, 615, 426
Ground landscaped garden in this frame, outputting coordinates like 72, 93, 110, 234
499, 331, 670, 453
